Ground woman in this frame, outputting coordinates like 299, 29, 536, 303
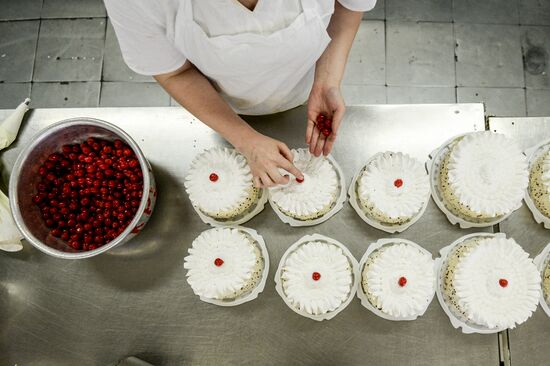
104, 0, 376, 187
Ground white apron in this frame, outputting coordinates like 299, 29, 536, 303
175, 0, 332, 115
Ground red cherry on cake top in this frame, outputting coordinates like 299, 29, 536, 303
499, 278, 508, 288
394, 179, 404, 188
214, 258, 224, 267
312, 272, 321, 281
209, 173, 219, 182
398, 276, 407, 287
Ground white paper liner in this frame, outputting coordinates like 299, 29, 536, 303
268, 154, 346, 227
192, 188, 268, 227
348, 152, 430, 233
191, 226, 270, 307
533, 242, 550, 318
427, 133, 519, 229
524, 139, 550, 229
435, 232, 508, 334
356, 238, 436, 321
274, 233, 359, 321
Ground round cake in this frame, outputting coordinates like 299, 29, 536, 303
543, 253, 550, 308
438, 132, 528, 223
528, 148, 550, 218
441, 235, 540, 329
184, 227, 264, 302
356, 152, 430, 226
185, 147, 261, 221
269, 149, 340, 221
280, 240, 353, 316
361, 242, 435, 319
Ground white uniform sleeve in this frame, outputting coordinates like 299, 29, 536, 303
337, 0, 377, 12
104, 0, 187, 76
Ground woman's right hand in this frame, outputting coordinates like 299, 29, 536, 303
237, 131, 303, 188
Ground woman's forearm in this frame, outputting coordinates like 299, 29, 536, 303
315, 2, 363, 87
154, 62, 256, 151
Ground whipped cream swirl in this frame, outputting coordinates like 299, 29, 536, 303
448, 132, 528, 216
365, 243, 435, 318
184, 228, 257, 300
359, 152, 430, 218
269, 149, 339, 217
282, 241, 352, 315
454, 237, 541, 329
185, 148, 254, 214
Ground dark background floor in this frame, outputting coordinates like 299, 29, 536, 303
0, 0, 549, 117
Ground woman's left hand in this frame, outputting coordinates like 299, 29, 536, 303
306, 83, 345, 157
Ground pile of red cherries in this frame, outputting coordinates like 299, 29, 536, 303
32, 137, 144, 251
316, 113, 333, 137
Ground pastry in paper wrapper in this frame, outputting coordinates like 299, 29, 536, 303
185, 147, 262, 222
441, 236, 540, 329
528, 148, 550, 219
438, 132, 528, 223
357, 152, 430, 226
269, 149, 340, 221
281, 241, 353, 316
184, 227, 264, 303
361, 242, 435, 319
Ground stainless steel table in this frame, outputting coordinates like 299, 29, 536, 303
489, 117, 550, 366
0, 104, 501, 366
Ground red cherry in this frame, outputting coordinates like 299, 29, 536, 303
312, 272, 321, 281
394, 179, 404, 188
214, 258, 224, 267
209, 173, 219, 182
321, 128, 331, 137
296, 177, 304, 183
316, 114, 326, 124
398, 276, 407, 287
499, 278, 508, 288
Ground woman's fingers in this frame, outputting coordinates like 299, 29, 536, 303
278, 143, 294, 163
277, 156, 303, 180
323, 106, 345, 156
267, 166, 289, 185
253, 176, 262, 188
309, 128, 321, 155
314, 132, 326, 157
305, 119, 315, 144
260, 173, 275, 188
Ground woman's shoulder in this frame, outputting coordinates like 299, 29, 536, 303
104, 0, 179, 29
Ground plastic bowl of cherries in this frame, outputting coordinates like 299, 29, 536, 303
9, 118, 156, 259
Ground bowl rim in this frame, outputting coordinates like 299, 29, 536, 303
9, 117, 152, 259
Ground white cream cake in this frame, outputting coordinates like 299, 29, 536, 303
184, 227, 264, 301
281, 240, 353, 316
357, 152, 430, 226
438, 132, 528, 223
185, 147, 261, 221
442, 236, 540, 329
361, 242, 435, 319
269, 149, 340, 221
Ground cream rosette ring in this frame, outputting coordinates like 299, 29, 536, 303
524, 139, 550, 229
435, 233, 540, 333
357, 239, 436, 321
184, 147, 267, 226
428, 131, 528, 228
349, 152, 430, 233
533, 243, 550, 317
275, 234, 358, 321
268, 149, 346, 226
184, 226, 269, 306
